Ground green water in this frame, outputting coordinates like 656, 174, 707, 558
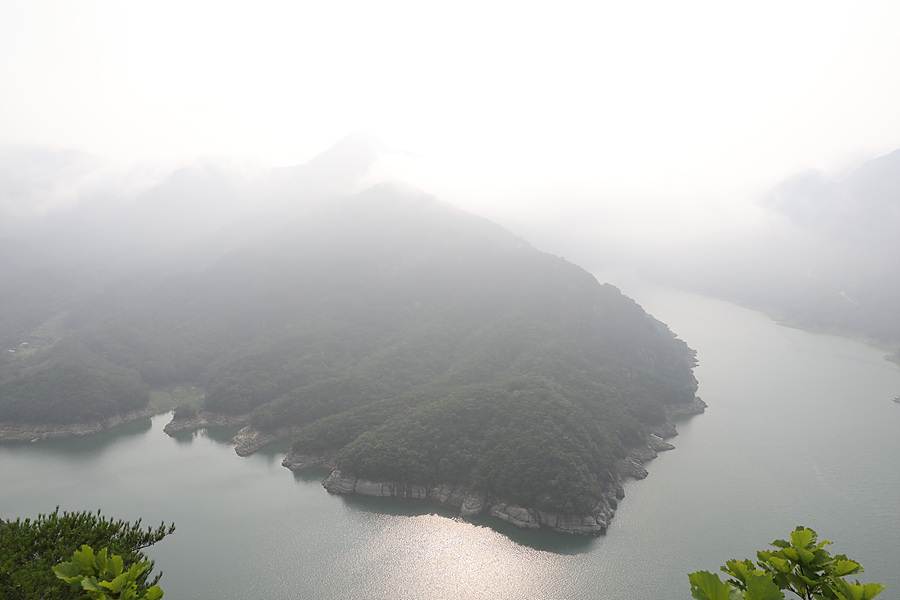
3, 279, 899, 599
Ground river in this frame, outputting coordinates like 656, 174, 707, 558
2, 276, 899, 599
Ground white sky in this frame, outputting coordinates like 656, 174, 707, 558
2, 0, 900, 242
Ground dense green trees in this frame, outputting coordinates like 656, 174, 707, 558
321, 380, 622, 514
0, 353, 148, 423
0, 509, 174, 600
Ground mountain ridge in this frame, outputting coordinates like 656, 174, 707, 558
0, 139, 701, 533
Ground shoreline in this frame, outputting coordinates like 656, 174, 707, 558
0, 406, 156, 442
161, 411, 250, 435
282, 396, 707, 536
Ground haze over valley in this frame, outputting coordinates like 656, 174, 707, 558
2, 1, 899, 598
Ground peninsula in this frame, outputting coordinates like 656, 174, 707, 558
1, 137, 702, 534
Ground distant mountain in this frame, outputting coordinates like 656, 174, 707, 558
644, 147, 900, 355
765, 147, 900, 258
0, 133, 386, 352
0, 165, 700, 532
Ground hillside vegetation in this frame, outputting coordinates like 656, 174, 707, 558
0, 184, 698, 513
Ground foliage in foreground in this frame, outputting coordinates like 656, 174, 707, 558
0, 508, 174, 600
54, 545, 163, 600
689, 526, 886, 600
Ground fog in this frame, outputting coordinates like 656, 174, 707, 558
4, 6, 900, 595
2, 1, 900, 335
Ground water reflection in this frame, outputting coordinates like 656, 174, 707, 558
337, 492, 596, 555
169, 426, 240, 445
291, 467, 332, 483
255, 440, 292, 456
328, 512, 577, 600
340, 493, 462, 521
0, 417, 152, 461
6, 281, 900, 600
468, 514, 596, 555
202, 427, 241, 445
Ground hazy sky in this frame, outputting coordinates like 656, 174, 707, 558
2, 0, 900, 242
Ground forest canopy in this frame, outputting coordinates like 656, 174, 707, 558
0, 186, 698, 513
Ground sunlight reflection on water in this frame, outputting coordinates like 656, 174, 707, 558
4, 280, 900, 600
331, 514, 573, 600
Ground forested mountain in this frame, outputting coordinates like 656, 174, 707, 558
0, 132, 707, 525
0, 134, 380, 358
0, 151, 699, 517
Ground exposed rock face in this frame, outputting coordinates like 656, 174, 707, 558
458, 492, 487, 518
647, 433, 675, 452
297, 395, 705, 536
666, 396, 707, 417
162, 411, 249, 435
0, 407, 155, 442
281, 449, 337, 471
320, 470, 623, 535
232, 426, 280, 456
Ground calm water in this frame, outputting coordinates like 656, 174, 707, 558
2, 277, 899, 599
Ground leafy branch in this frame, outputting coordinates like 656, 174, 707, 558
54, 545, 163, 600
689, 526, 886, 600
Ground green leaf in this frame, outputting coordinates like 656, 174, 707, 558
52, 561, 84, 580
832, 559, 862, 577
72, 545, 97, 574
127, 560, 149, 580
811, 548, 832, 567
690, 571, 740, 600
108, 571, 131, 594
80, 576, 105, 592
780, 547, 800, 562
765, 556, 792, 574
723, 559, 761, 588
795, 546, 815, 565
109, 552, 125, 577
790, 528, 814, 550
858, 582, 888, 599
831, 579, 887, 600
144, 586, 165, 600
743, 573, 783, 600
95, 547, 109, 574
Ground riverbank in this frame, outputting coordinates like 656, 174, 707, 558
0, 407, 156, 442
161, 413, 297, 456
161, 410, 250, 435
282, 396, 707, 536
